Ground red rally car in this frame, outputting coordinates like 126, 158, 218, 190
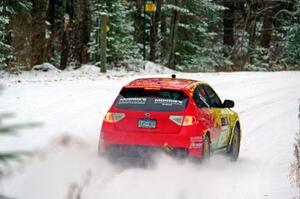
99, 75, 241, 161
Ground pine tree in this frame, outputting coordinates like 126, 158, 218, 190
0, 115, 18, 168
149, 0, 163, 62
285, 2, 300, 67
163, 0, 224, 71
0, 87, 20, 198
70, 0, 91, 67
0, 12, 13, 70
223, 1, 235, 46
260, 1, 275, 49
0, 1, 31, 70
0, 114, 22, 199
89, 0, 141, 67
31, 0, 48, 68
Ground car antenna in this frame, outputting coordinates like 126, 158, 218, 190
171, 74, 176, 79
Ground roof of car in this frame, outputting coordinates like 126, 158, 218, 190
124, 78, 207, 90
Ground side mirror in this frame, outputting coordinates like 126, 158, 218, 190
223, 99, 234, 108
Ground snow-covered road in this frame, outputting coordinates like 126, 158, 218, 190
0, 68, 299, 199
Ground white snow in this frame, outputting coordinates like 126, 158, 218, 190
0, 63, 299, 199
32, 63, 59, 72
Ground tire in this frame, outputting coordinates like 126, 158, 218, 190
202, 134, 211, 160
228, 126, 240, 161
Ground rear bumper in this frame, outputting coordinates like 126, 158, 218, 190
99, 128, 204, 159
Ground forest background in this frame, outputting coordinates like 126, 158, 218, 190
0, 0, 299, 73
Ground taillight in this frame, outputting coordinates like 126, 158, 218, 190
182, 116, 195, 126
104, 112, 113, 123
169, 115, 196, 126
104, 112, 125, 123
112, 112, 125, 122
169, 115, 184, 126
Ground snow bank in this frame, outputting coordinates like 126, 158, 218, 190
32, 63, 59, 72
144, 61, 175, 74
0, 62, 175, 85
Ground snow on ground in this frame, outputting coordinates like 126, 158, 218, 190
0, 63, 300, 199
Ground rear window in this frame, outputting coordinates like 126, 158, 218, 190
114, 88, 189, 112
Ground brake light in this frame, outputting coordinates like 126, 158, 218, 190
182, 116, 195, 126
104, 112, 113, 123
144, 87, 160, 90
104, 112, 125, 123
169, 115, 196, 126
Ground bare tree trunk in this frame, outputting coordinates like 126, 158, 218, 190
70, 0, 91, 67
167, 0, 181, 70
223, 1, 235, 46
134, 0, 143, 44
72, 0, 82, 67
100, 14, 107, 73
149, 0, 162, 62
160, 14, 168, 62
46, 0, 56, 62
9, 6, 31, 68
261, 2, 275, 48
31, 0, 49, 69
245, 0, 258, 65
60, 15, 71, 70
60, 0, 73, 70
246, 1, 258, 47
2, 4, 12, 69
81, 0, 91, 64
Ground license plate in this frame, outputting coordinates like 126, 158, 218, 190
138, 119, 156, 129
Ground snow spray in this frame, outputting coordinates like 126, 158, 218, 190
298, 98, 300, 134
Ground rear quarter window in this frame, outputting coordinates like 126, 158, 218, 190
114, 88, 189, 112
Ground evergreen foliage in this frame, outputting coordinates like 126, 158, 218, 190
164, 0, 225, 71
0, 1, 31, 70
285, 2, 300, 68
0, 14, 12, 70
0, 112, 20, 178
0, 113, 20, 199
0, 90, 39, 199
246, 44, 269, 71
89, 0, 141, 66
0, 87, 18, 198
0, 0, 299, 72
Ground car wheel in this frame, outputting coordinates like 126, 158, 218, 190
228, 126, 240, 161
202, 134, 211, 160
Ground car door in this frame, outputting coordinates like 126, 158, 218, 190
192, 85, 217, 144
203, 84, 231, 149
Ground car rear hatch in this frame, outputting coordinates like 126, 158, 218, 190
112, 88, 189, 134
